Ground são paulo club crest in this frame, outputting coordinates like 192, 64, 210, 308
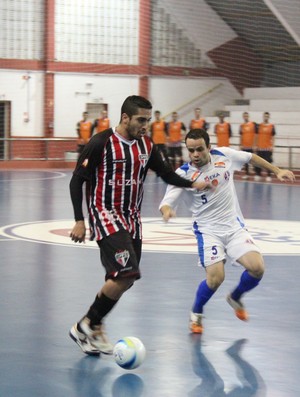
115, 249, 130, 267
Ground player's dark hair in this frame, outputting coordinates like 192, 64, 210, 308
121, 95, 152, 119
185, 129, 210, 147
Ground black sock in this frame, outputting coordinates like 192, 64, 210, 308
85, 293, 118, 327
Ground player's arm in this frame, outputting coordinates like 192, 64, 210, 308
148, 144, 210, 189
160, 204, 176, 222
250, 153, 295, 182
76, 122, 81, 138
159, 183, 183, 221
69, 132, 110, 242
271, 125, 276, 147
69, 174, 86, 243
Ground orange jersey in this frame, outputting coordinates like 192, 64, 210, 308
257, 123, 275, 150
78, 120, 92, 143
239, 122, 257, 148
151, 120, 167, 144
95, 118, 110, 133
190, 118, 206, 130
215, 122, 231, 147
168, 121, 184, 143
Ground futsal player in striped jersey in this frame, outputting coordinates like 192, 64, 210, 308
69, 96, 210, 356
159, 129, 295, 334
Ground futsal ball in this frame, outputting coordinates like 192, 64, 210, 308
113, 337, 146, 370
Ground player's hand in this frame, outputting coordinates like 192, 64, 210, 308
276, 169, 295, 182
191, 181, 212, 191
160, 205, 176, 222
70, 220, 86, 243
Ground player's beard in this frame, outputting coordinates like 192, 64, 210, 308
127, 124, 145, 141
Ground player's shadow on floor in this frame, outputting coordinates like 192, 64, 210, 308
189, 336, 266, 397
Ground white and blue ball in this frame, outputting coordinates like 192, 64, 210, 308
113, 337, 146, 370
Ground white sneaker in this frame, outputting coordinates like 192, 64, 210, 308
69, 323, 101, 356
242, 175, 249, 180
254, 175, 261, 181
79, 319, 113, 355
265, 176, 272, 182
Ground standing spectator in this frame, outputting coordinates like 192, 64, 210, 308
76, 111, 93, 154
93, 109, 110, 134
167, 111, 186, 169
239, 112, 257, 179
189, 107, 208, 131
255, 112, 276, 182
69, 95, 210, 356
214, 113, 232, 147
150, 110, 168, 159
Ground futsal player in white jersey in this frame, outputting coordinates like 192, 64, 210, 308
159, 129, 295, 334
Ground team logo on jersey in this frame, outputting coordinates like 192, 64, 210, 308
214, 161, 225, 168
211, 179, 219, 187
115, 250, 130, 267
139, 154, 149, 167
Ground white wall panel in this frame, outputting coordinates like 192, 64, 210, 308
150, 77, 241, 126
0, 70, 44, 136
53, 73, 139, 137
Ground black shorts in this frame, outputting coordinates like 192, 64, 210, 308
97, 229, 142, 281
168, 146, 182, 158
257, 150, 273, 163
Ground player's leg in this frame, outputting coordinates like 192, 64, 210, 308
70, 230, 141, 355
190, 229, 226, 333
190, 261, 225, 334
226, 230, 264, 321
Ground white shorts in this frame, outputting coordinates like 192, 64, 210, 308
193, 227, 261, 268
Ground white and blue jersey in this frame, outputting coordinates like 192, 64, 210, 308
160, 147, 260, 266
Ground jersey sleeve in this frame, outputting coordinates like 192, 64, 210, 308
215, 147, 252, 171
147, 145, 193, 188
159, 167, 193, 211
73, 129, 112, 180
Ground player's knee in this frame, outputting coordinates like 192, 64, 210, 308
249, 259, 265, 279
207, 273, 225, 290
250, 264, 264, 279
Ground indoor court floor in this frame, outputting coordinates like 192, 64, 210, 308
0, 169, 299, 397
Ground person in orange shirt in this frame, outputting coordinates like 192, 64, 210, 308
254, 112, 276, 182
189, 107, 208, 131
150, 110, 168, 160
77, 111, 93, 154
239, 112, 257, 179
167, 111, 186, 169
214, 113, 232, 147
93, 110, 110, 134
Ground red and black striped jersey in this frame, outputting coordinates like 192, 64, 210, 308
73, 128, 189, 241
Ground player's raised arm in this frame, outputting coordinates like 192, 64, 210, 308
250, 153, 295, 182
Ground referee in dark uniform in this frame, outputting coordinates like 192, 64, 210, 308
69, 95, 210, 356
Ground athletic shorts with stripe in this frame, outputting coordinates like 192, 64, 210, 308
97, 229, 142, 280
193, 227, 261, 267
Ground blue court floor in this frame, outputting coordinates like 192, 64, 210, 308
0, 170, 299, 397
